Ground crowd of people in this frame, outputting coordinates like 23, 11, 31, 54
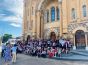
0, 38, 72, 65
22, 38, 72, 58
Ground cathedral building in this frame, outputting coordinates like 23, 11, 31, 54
23, 0, 88, 50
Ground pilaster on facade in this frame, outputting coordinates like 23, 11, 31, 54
36, 10, 41, 39
58, 0, 63, 37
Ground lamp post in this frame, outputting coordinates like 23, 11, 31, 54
58, 0, 63, 37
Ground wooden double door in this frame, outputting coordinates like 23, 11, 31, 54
75, 30, 86, 48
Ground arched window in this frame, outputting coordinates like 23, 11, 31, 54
82, 5, 87, 17
47, 10, 49, 23
72, 8, 76, 19
51, 7, 55, 22
56, 7, 60, 20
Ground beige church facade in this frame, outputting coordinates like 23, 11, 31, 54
23, 0, 88, 50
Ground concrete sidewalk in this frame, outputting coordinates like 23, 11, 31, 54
1, 54, 88, 65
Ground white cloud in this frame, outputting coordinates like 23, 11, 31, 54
7, 0, 23, 18
0, 0, 23, 28
0, 14, 6, 18
0, 15, 22, 28
1, 16, 22, 24
0, 13, 6, 16
10, 23, 21, 27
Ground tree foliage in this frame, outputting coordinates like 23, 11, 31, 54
2, 34, 12, 43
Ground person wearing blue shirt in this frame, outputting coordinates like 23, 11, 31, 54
11, 44, 17, 63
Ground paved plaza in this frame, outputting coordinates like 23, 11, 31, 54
0, 54, 88, 65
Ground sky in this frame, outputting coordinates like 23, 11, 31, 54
0, 0, 23, 37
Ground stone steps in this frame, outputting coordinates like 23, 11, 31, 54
70, 50, 88, 56
52, 49, 88, 61
53, 55, 88, 61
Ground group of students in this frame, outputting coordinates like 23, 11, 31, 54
1, 42, 17, 65
0, 38, 72, 65
23, 38, 72, 58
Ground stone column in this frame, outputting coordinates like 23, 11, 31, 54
85, 32, 88, 50
40, 13, 44, 39
73, 34, 76, 50
36, 10, 41, 39
58, 1, 63, 37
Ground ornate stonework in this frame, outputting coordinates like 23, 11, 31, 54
44, 27, 60, 39
68, 21, 88, 34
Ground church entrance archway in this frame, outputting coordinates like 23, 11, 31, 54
75, 30, 85, 48
50, 32, 56, 41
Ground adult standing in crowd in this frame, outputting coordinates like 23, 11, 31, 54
1, 43, 5, 58
11, 44, 17, 63
4, 43, 12, 65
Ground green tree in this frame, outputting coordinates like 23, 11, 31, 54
2, 34, 12, 43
